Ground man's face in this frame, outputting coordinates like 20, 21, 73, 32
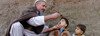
75, 27, 83, 35
36, 2, 47, 12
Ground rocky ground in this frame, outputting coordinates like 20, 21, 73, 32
0, 0, 100, 36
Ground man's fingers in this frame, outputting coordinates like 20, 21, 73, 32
56, 24, 63, 29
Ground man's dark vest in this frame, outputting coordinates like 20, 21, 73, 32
6, 7, 44, 36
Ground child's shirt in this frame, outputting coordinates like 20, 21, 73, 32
72, 33, 85, 36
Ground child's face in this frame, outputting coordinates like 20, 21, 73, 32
55, 19, 67, 29
75, 27, 83, 35
59, 19, 67, 27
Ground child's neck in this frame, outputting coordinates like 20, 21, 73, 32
76, 34, 82, 36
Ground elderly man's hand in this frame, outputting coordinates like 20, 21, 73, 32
51, 12, 61, 19
53, 19, 67, 29
44, 12, 61, 21
42, 19, 67, 33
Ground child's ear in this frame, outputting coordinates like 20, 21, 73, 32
81, 31, 83, 35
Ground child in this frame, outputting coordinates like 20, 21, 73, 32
43, 17, 70, 36
60, 17, 70, 36
72, 24, 86, 36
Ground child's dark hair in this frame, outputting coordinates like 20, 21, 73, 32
77, 24, 86, 34
61, 17, 69, 28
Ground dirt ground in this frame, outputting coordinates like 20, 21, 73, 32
0, 0, 100, 36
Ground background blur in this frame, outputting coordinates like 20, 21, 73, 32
0, 0, 100, 36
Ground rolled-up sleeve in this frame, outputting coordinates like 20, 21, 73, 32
27, 16, 45, 26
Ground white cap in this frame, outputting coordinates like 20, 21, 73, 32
34, 0, 46, 4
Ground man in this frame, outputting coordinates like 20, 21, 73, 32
6, 0, 61, 36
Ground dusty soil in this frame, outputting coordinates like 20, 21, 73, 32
0, 0, 100, 36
